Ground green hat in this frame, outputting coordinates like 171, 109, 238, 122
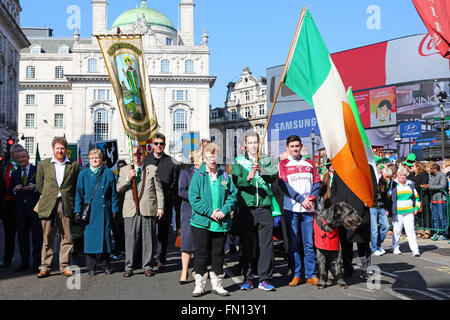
403, 153, 416, 167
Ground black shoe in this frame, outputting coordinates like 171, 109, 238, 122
0, 262, 11, 268
104, 268, 113, 275
88, 270, 95, 276
14, 265, 30, 272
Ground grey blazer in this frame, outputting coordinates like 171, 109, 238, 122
117, 164, 164, 218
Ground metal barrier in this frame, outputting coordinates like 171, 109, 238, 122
414, 188, 449, 233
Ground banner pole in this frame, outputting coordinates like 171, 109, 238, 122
128, 137, 140, 213
257, 6, 307, 162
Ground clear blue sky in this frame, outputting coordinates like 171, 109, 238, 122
20, 0, 427, 109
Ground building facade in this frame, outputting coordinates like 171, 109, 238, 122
0, 0, 29, 155
19, 0, 215, 163
210, 67, 268, 164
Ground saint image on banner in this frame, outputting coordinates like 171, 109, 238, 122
116, 53, 147, 121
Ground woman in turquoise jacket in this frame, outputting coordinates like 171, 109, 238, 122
188, 143, 237, 297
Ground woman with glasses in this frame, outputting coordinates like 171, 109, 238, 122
74, 149, 119, 275
188, 143, 237, 297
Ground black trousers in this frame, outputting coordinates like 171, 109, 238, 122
111, 219, 125, 254
85, 253, 111, 272
15, 202, 43, 268
339, 227, 371, 275
191, 226, 226, 275
157, 202, 173, 263
239, 206, 274, 282
1, 202, 16, 264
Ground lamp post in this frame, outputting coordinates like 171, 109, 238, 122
310, 128, 316, 163
437, 91, 447, 161
394, 133, 402, 162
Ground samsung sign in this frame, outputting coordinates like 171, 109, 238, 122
268, 109, 320, 140
399, 121, 422, 138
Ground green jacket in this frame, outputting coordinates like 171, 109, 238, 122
232, 153, 277, 208
188, 163, 237, 232
36, 158, 80, 219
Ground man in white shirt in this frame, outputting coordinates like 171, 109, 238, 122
36, 137, 80, 278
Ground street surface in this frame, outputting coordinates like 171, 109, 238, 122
0, 221, 449, 301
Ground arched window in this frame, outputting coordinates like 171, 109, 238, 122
55, 66, 64, 79
161, 59, 170, 73
88, 58, 98, 73
26, 66, 35, 79
173, 109, 187, 151
94, 108, 108, 141
185, 60, 194, 73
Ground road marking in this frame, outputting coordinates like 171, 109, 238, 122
383, 288, 412, 300
429, 288, 450, 299
394, 288, 444, 300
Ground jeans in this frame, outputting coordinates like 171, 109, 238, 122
431, 203, 448, 237
284, 210, 316, 279
370, 207, 389, 252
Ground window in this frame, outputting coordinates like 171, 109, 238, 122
173, 109, 188, 151
259, 104, 265, 116
55, 66, 64, 79
55, 94, 64, 105
97, 89, 106, 100
166, 38, 172, 45
94, 109, 109, 141
26, 94, 35, 105
185, 60, 194, 73
26, 66, 35, 79
88, 58, 98, 73
210, 135, 216, 142
25, 113, 35, 127
245, 91, 250, 101
245, 107, 252, 118
161, 59, 170, 73
59, 46, 69, 54
54, 113, 64, 127
30, 45, 41, 54
172, 90, 189, 101
24, 137, 34, 154
231, 109, 237, 120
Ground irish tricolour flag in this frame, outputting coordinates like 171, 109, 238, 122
282, 8, 374, 207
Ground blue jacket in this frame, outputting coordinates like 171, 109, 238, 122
74, 167, 119, 254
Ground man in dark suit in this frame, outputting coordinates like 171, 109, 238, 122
7, 149, 42, 272
36, 137, 80, 278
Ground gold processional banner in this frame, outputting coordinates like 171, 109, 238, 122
97, 34, 158, 142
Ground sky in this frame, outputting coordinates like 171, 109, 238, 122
20, 0, 428, 109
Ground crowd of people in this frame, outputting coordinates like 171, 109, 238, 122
0, 133, 448, 297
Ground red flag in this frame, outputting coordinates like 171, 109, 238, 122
412, 0, 450, 59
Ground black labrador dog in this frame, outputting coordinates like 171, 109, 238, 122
314, 202, 362, 289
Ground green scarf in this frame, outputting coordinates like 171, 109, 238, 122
90, 166, 101, 174
235, 155, 281, 217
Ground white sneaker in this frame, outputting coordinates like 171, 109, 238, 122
412, 251, 420, 257
393, 248, 402, 255
373, 250, 383, 256
380, 248, 386, 255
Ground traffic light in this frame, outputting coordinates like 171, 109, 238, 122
5, 136, 15, 163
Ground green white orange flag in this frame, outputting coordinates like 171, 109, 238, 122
347, 87, 380, 182
282, 8, 373, 207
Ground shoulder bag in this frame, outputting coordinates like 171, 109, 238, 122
81, 168, 104, 224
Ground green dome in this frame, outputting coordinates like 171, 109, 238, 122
110, 1, 176, 32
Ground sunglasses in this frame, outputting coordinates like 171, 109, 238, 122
153, 142, 165, 146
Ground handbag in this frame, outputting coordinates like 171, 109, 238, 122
81, 168, 104, 224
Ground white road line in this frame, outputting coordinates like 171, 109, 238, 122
383, 288, 412, 300
394, 288, 444, 300
428, 288, 450, 299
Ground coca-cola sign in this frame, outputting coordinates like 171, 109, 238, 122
419, 34, 440, 57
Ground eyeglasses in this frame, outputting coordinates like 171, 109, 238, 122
89, 156, 101, 160
153, 142, 165, 146
133, 152, 144, 156
205, 155, 217, 160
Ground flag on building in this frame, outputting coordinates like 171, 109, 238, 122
78, 146, 83, 166
35, 143, 41, 166
412, 0, 450, 59
282, 8, 373, 207
97, 34, 158, 142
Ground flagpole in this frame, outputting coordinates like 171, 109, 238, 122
257, 6, 307, 161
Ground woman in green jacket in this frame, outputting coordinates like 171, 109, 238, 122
188, 143, 237, 297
